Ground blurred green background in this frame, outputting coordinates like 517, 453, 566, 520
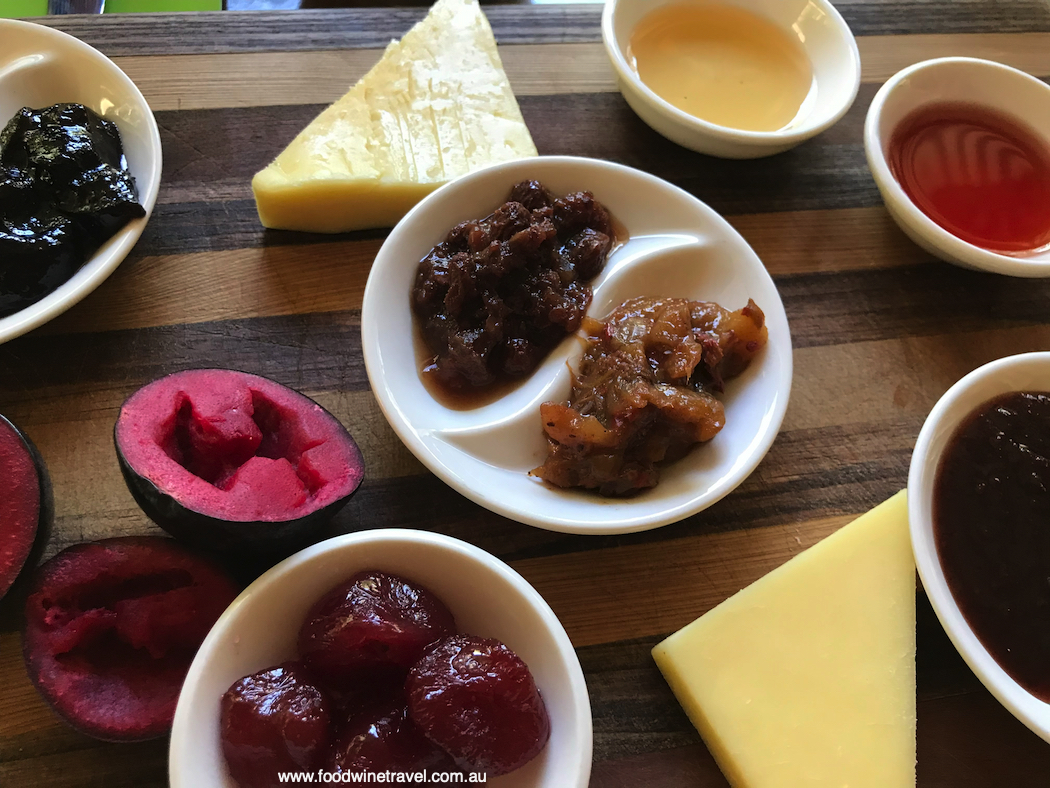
4, 0, 221, 14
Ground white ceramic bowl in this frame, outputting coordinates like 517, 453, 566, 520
361, 156, 792, 534
601, 0, 860, 159
0, 19, 161, 343
909, 352, 1050, 742
170, 529, 592, 787
865, 58, 1050, 277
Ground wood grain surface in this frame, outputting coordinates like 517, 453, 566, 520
3, 2, 1050, 786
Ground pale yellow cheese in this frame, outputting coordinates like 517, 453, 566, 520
252, 0, 538, 232
652, 490, 916, 788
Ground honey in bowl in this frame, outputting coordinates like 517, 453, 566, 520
889, 103, 1050, 254
626, 3, 816, 133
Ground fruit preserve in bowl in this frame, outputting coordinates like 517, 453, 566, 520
169, 529, 591, 787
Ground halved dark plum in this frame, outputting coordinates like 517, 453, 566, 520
114, 369, 365, 554
298, 571, 456, 692
328, 699, 460, 782
406, 634, 550, 776
221, 661, 333, 788
0, 414, 52, 602
23, 536, 239, 741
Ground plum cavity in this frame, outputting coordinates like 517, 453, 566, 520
0, 415, 49, 601
298, 571, 456, 692
329, 700, 460, 783
407, 634, 550, 776
221, 662, 332, 788
23, 536, 239, 741
114, 369, 364, 552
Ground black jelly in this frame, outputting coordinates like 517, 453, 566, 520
934, 391, 1050, 701
0, 103, 145, 317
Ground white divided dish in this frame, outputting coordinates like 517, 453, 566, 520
170, 530, 592, 788
865, 57, 1050, 277
602, 0, 861, 158
362, 156, 793, 534
0, 19, 161, 343
909, 352, 1050, 742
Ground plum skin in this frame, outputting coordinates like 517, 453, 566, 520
298, 570, 456, 692
406, 634, 551, 776
221, 662, 333, 788
0, 414, 53, 603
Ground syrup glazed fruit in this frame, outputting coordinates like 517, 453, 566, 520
0, 415, 53, 602
114, 369, 365, 555
221, 662, 333, 788
23, 536, 238, 741
298, 570, 456, 691
328, 700, 460, 782
533, 296, 768, 495
0, 104, 146, 317
406, 634, 551, 776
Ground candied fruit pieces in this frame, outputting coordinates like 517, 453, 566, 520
329, 701, 460, 782
219, 571, 550, 781
406, 634, 550, 776
221, 662, 333, 788
298, 570, 456, 691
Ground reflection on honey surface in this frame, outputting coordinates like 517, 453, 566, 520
627, 3, 816, 132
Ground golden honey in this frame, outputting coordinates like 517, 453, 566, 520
626, 3, 815, 133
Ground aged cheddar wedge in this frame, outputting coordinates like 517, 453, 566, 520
252, 0, 538, 232
652, 490, 915, 788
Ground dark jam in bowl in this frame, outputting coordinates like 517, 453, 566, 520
933, 391, 1050, 701
888, 103, 1050, 254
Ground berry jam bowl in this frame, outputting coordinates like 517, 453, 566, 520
169, 529, 592, 787
909, 352, 1050, 743
865, 58, 1050, 277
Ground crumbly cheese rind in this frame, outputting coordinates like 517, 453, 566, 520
652, 490, 916, 788
252, 0, 538, 232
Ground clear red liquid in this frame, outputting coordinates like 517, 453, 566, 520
889, 102, 1050, 254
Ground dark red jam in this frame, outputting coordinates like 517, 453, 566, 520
933, 391, 1050, 701
889, 103, 1050, 254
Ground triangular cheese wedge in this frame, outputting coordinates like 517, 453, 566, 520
652, 490, 916, 788
252, 0, 537, 233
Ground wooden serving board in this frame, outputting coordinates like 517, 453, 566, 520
2, 2, 1050, 785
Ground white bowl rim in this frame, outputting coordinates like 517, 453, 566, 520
360, 154, 793, 535
864, 56, 1050, 278
170, 528, 594, 787
908, 351, 1050, 743
600, 0, 862, 144
0, 18, 162, 344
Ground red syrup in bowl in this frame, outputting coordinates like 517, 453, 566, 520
888, 102, 1050, 254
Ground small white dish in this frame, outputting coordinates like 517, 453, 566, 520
0, 19, 161, 344
865, 57, 1050, 277
361, 156, 792, 535
909, 352, 1050, 743
601, 0, 860, 159
170, 529, 592, 788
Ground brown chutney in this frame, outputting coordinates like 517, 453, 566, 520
933, 391, 1050, 701
411, 180, 615, 407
